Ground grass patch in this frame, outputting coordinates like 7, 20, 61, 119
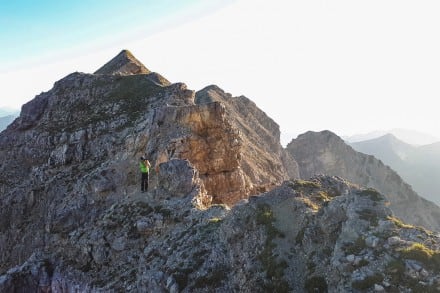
357, 259, 369, 267
300, 197, 320, 211
359, 188, 383, 201
357, 209, 379, 226
293, 179, 321, 189
399, 243, 440, 272
386, 259, 406, 284
208, 217, 222, 223
173, 270, 191, 290
386, 258, 440, 292
344, 237, 367, 255
305, 276, 328, 293
307, 261, 316, 273
193, 265, 227, 289
256, 203, 290, 292
387, 216, 415, 229
296, 227, 305, 245
352, 273, 383, 290
314, 191, 331, 202
256, 204, 283, 239
153, 205, 172, 218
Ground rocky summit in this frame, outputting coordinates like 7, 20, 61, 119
0, 51, 439, 292
94, 49, 151, 76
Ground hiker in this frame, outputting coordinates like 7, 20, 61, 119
140, 156, 151, 192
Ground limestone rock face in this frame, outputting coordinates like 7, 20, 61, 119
286, 130, 440, 231
195, 85, 299, 201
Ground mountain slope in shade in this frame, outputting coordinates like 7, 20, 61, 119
351, 135, 440, 205
286, 130, 440, 231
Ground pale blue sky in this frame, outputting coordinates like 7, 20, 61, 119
1, 0, 440, 143
0, 0, 232, 69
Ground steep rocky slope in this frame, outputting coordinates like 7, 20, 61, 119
0, 50, 297, 274
286, 130, 440, 232
195, 85, 299, 200
1, 175, 439, 292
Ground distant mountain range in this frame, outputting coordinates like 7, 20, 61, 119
350, 134, 440, 205
343, 128, 439, 146
0, 107, 19, 116
0, 108, 19, 131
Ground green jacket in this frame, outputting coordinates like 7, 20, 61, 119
140, 161, 149, 173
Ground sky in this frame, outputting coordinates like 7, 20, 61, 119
1, 0, 440, 145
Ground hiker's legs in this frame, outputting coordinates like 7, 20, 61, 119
141, 173, 148, 191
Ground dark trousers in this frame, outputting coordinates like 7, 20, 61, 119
141, 172, 149, 191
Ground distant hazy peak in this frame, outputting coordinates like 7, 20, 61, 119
343, 129, 439, 146
94, 49, 151, 75
352, 133, 415, 151
375, 133, 403, 144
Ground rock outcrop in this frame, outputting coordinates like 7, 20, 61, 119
194, 85, 299, 203
286, 130, 440, 231
0, 51, 297, 274
1, 176, 439, 292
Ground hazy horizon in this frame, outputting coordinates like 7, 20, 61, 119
2, 0, 440, 141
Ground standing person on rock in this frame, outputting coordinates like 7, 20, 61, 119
140, 156, 151, 192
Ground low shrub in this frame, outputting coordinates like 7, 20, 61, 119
305, 276, 328, 293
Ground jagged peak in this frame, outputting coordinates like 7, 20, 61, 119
376, 133, 399, 142
357, 133, 414, 150
296, 130, 340, 140
198, 84, 226, 94
376, 133, 410, 145
286, 130, 344, 149
94, 49, 151, 75
195, 84, 232, 104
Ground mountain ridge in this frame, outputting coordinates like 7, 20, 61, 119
0, 51, 439, 292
